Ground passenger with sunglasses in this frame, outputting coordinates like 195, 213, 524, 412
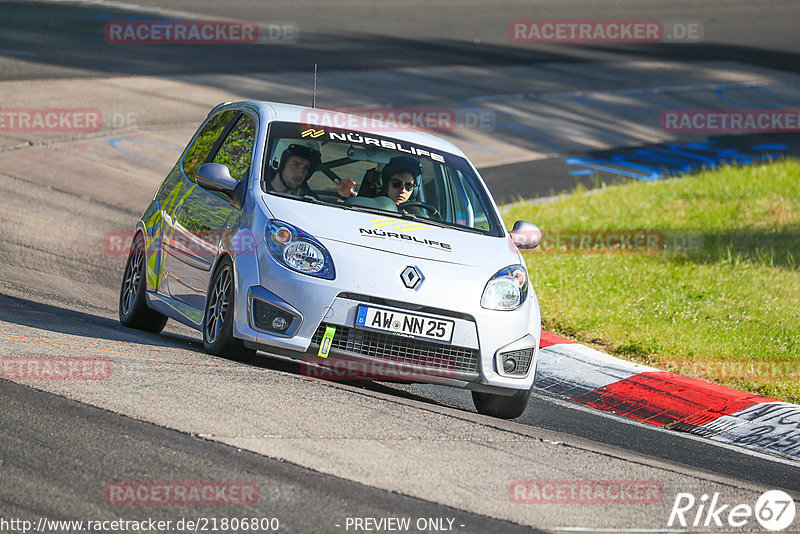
381, 156, 422, 206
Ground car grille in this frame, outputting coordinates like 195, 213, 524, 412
311, 323, 479, 373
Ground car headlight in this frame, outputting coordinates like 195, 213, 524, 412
480, 265, 528, 310
266, 220, 335, 280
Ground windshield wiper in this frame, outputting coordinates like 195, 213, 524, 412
267, 191, 326, 205
398, 211, 434, 224
398, 211, 484, 234
337, 203, 395, 216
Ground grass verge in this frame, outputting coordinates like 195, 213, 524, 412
503, 158, 800, 403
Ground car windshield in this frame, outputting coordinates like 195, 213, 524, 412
262, 121, 504, 237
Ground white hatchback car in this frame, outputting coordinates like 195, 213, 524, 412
119, 101, 542, 418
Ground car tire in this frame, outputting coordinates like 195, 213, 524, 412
472, 388, 532, 419
119, 233, 168, 333
203, 256, 256, 363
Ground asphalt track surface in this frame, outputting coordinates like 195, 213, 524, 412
2, 1, 800, 532
3, 0, 800, 79
0, 380, 539, 534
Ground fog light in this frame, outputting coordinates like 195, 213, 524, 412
252, 299, 296, 335
272, 316, 288, 332
497, 348, 534, 376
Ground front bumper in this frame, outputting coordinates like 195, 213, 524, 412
231, 242, 539, 392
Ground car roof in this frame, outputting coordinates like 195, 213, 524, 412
220, 100, 467, 158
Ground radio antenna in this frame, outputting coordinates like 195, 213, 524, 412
312, 63, 317, 108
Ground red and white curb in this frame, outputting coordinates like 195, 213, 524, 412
535, 331, 800, 462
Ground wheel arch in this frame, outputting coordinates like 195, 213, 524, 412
132, 221, 161, 293
206, 251, 236, 298
204, 251, 240, 328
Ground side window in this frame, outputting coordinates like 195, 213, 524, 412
420, 162, 442, 209
443, 168, 491, 230
181, 110, 237, 181
212, 114, 257, 182
461, 174, 491, 231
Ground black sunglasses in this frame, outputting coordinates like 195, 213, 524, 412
389, 178, 416, 191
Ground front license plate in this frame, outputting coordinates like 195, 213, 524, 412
355, 305, 455, 344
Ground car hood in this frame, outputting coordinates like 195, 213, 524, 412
261, 194, 518, 268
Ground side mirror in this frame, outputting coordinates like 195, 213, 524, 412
196, 163, 237, 193
196, 163, 245, 209
509, 220, 542, 249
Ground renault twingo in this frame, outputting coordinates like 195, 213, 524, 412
119, 101, 543, 419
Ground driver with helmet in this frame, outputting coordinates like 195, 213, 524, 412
267, 143, 355, 200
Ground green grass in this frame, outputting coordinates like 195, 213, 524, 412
503, 158, 800, 403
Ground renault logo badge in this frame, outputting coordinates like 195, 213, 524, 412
400, 266, 422, 289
